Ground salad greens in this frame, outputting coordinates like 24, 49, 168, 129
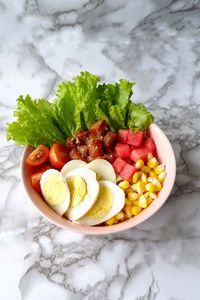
7, 71, 154, 147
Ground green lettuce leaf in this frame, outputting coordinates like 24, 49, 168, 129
126, 102, 154, 131
7, 95, 65, 147
53, 71, 100, 136
6, 71, 154, 147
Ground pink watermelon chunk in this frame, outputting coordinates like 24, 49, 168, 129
144, 137, 156, 152
112, 158, 127, 174
115, 143, 131, 159
127, 131, 144, 147
131, 147, 150, 162
117, 129, 129, 144
120, 164, 137, 180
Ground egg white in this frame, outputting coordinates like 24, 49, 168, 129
85, 159, 116, 183
61, 160, 87, 177
77, 180, 125, 226
65, 168, 99, 221
40, 169, 70, 216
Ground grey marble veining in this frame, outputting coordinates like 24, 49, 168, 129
0, 0, 200, 299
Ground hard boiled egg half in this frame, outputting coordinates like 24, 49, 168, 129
61, 160, 87, 177
64, 167, 99, 221
61, 159, 116, 183
77, 180, 125, 226
40, 169, 70, 216
85, 159, 116, 183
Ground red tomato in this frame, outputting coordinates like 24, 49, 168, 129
66, 137, 76, 149
69, 148, 87, 161
49, 144, 70, 170
104, 131, 117, 150
75, 130, 89, 143
26, 145, 49, 167
104, 152, 116, 163
88, 140, 103, 157
34, 162, 52, 173
77, 145, 89, 157
31, 172, 43, 194
89, 120, 108, 134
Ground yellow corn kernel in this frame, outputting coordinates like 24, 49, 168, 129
148, 177, 153, 183
131, 183, 137, 191
115, 211, 125, 220
131, 206, 142, 216
125, 198, 132, 205
141, 173, 148, 183
147, 153, 153, 160
158, 171, 166, 183
132, 172, 140, 184
138, 195, 148, 208
128, 192, 139, 201
144, 192, 149, 198
132, 200, 139, 206
125, 205, 132, 218
106, 217, 115, 225
118, 180, 130, 190
149, 170, 158, 179
135, 159, 144, 169
147, 197, 153, 206
125, 188, 133, 195
149, 192, 157, 199
135, 181, 146, 194
145, 182, 156, 193
151, 178, 162, 191
141, 166, 151, 173
155, 164, 165, 175
147, 157, 158, 169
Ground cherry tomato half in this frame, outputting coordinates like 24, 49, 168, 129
49, 143, 70, 170
31, 172, 43, 194
26, 145, 49, 167
31, 163, 52, 194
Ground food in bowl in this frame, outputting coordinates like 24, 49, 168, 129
7, 71, 167, 227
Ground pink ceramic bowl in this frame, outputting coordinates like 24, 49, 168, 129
21, 123, 176, 235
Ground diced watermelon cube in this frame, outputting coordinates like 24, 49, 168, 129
112, 158, 127, 174
117, 129, 129, 144
127, 130, 144, 147
115, 143, 131, 159
124, 157, 131, 164
120, 164, 137, 180
144, 137, 156, 152
131, 147, 150, 162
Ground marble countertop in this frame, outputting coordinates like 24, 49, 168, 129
1, 0, 200, 299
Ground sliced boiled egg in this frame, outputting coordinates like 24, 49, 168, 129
77, 180, 125, 226
61, 160, 87, 177
85, 159, 116, 183
40, 169, 70, 216
64, 168, 99, 221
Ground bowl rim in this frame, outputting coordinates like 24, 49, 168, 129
21, 123, 176, 235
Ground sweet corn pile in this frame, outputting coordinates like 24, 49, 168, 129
105, 154, 166, 226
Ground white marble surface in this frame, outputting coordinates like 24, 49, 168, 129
0, 0, 200, 299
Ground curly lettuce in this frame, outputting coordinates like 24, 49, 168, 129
6, 71, 154, 147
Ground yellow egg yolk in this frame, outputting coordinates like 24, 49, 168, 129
96, 173, 103, 181
42, 175, 66, 205
67, 176, 87, 208
87, 185, 113, 218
